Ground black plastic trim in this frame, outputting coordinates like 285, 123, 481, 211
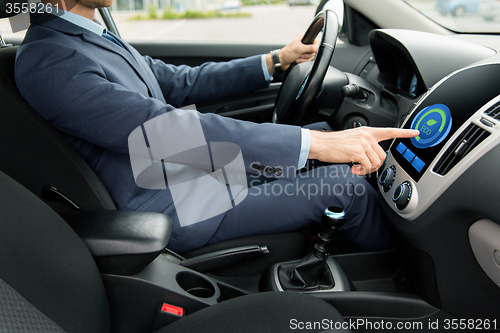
311, 291, 439, 319
181, 245, 269, 273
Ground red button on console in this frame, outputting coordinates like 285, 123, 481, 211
160, 303, 184, 317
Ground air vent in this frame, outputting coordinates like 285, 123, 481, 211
433, 124, 490, 176
484, 101, 500, 120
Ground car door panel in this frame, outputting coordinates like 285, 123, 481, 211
130, 40, 370, 73
130, 41, 371, 122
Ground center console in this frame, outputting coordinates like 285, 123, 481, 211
260, 206, 352, 293
64, 210, 251, 332
102, 253, 249, 332
378, 63, 500, 220
66, 206, 448, 333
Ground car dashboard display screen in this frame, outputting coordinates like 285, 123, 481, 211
392, 103, 455, 181
390, 64, 500, 182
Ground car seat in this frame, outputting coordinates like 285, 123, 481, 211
0, 169, 348, 333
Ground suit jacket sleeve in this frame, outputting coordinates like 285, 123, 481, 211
15, 42, 302, 179
142, 55, 269, 108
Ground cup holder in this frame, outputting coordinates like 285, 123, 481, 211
176, 272, 216, 298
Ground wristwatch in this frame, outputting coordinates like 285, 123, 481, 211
271, 49, 283, 74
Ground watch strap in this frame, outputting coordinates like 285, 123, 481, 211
271, 49, 283, 74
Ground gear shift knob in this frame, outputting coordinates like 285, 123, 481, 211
319, 206, 346, 240
314, 206, 346, 259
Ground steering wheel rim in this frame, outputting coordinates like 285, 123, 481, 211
272, 10, 339, 125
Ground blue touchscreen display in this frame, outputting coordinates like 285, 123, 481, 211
390, 63, 500, 182
391, 103, 454, 182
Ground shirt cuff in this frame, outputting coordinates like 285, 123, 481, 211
261, 54, 272, 82
297, 128, 311, 169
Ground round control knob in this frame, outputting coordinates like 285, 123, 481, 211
392, 181, 412, 210
341, 84, 360, 97
379, 165, 396, 193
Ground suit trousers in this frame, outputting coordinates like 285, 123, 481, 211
209, 122, 391, 251
209, 164, 390, 251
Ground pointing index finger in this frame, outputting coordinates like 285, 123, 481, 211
369, 128, 420, 143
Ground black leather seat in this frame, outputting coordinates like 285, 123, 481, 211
0, 46, 117, 214
0, 170, 348, 333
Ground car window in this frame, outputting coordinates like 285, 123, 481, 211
0, 5, 106, 41
404, 0, 500, 33
1, 1, 317, 43
111, 0, 317, 43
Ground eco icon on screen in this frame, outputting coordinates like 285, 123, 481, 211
411, 104, 452, 149
426, 119, 437, 126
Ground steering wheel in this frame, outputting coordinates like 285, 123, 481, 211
272, 9, 339, 125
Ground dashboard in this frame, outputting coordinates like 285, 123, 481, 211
342, 28, 500, 320
380, 63, 500, 219
370, 33, 426, 99
369, 30, 499, 219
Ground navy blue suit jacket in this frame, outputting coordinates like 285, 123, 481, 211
15, 12, 302, 252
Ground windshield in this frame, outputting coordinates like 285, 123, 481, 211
405, 0, 500, 33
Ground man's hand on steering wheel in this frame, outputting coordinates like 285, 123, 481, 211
265, 34, 319, 75
273, 10, 339, 125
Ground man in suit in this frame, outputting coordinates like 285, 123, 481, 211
15, 0, 418, 253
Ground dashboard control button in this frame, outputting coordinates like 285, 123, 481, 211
350, 121, 363, 128
453, 139, 469, 157
403, 149, 416, 163
411, 156, 425, 173
379, 165, 396, 192
395, 142, 407, 155
480, 117, 495, 127
392, 181, 412, 210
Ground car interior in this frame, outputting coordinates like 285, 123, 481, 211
1, 0, 500, 332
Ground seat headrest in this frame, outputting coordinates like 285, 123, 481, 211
0, 0, 28, 19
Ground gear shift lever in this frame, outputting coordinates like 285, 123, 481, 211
314, 206, 346, 260
277, 206, 346, 290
